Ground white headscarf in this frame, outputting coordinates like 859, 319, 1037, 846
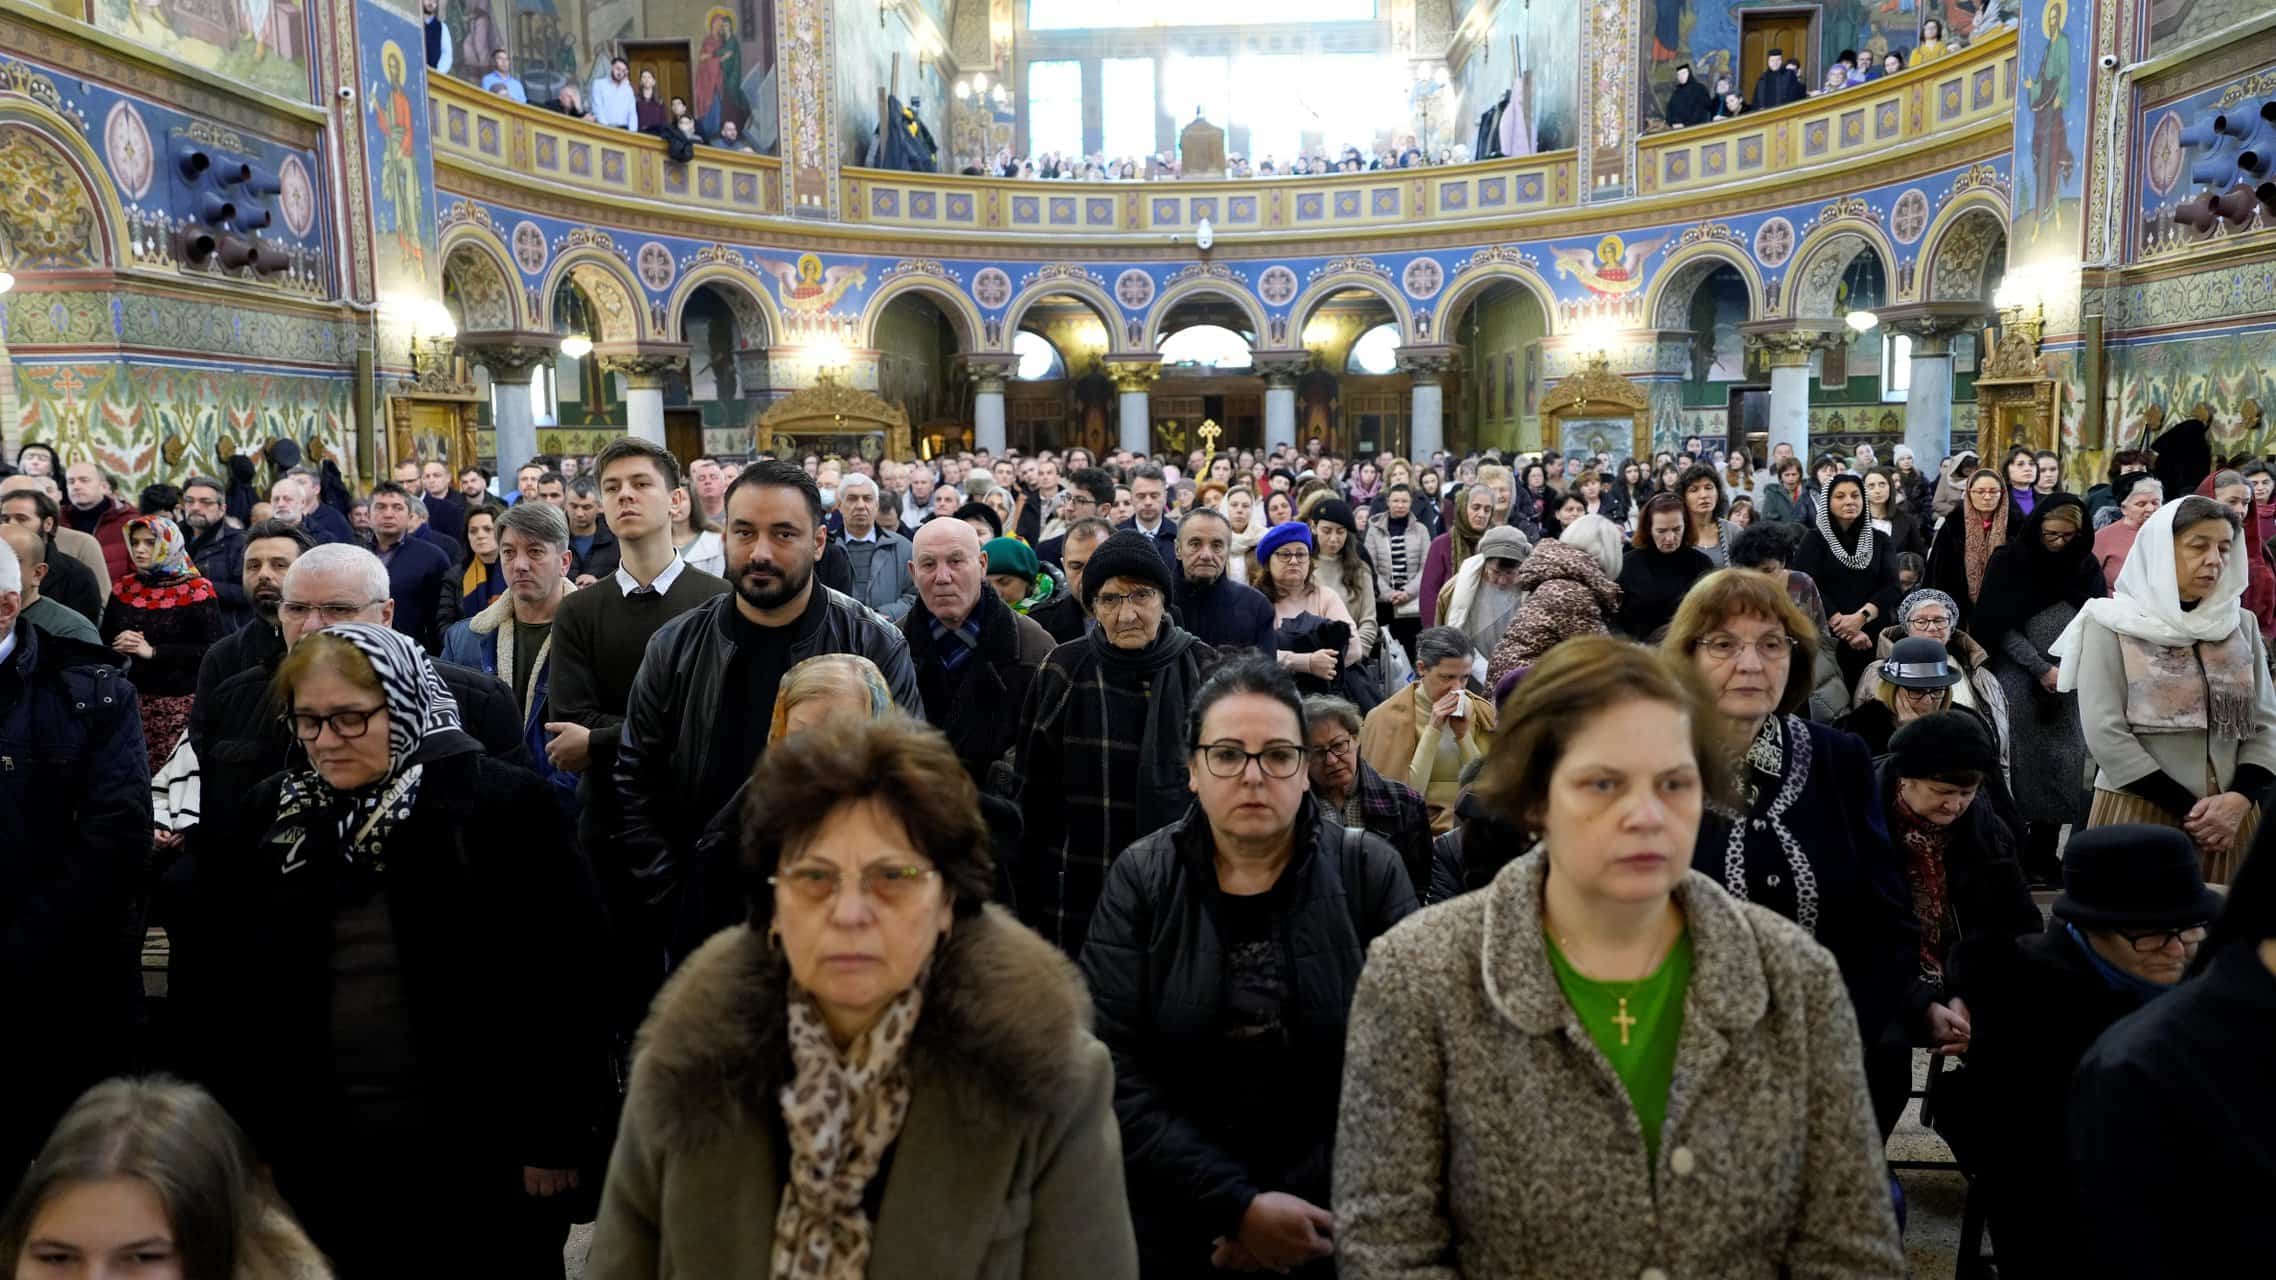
1559, 514, 1626, 580
2052, 498, 2249, 690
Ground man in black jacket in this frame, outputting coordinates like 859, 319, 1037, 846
1035, 466, 1115, 573
0, 483, 103, 627
563, 476, 620, 583
180, 476, 249, 631
899, 518, 1052, 788
0, 553, 151, 1191
368, 482, 457, 652
1118, 462, 1178, 567
1751, 48, 1807, 110
1172, 508, 1278, 654
418, 458, 467, 546
614, 459, 921, 973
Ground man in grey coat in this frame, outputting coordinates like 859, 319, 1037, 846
834, 473, 916, 621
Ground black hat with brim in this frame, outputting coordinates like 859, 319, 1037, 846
2052, 823, 2226, 929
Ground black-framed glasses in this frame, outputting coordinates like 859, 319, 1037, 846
1196, 742, 1307, 779
2115, 924, 2208, 954
284, 705, 386, 742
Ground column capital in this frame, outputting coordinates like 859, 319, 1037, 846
1252, 350, 1312, 387
961, 352, 1019, 395
1739, 320, 1846, 369
1394, 344, 1462, 381
459, 333, 559, 384
1875, 302, 1992, 355
596, 344, 691, 389
1105, 359, 1161, 393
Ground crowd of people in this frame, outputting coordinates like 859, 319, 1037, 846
2, 413, 2272, 1278
1660, 16, 2003, 126
963, 137, 1472, 182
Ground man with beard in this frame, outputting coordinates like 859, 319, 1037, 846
0, 478, 106, 625
614, 458, 920, 978
458, 465, 493, 504
1171, 506, 1277, 653
176, 476, 249, 630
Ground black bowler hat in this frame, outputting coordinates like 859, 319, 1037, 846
2053, 824, 2225, 930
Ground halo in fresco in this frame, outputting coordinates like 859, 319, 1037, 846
512, 220, 549, 275
1891, 189, 1930, 245
1257, 265, 1299, 306
278, 155, 316, 237
1114, 268, 1156, 310
1754, 216, 1796, 269
103, 101, 153, 202
1402, 257, 1445, 301
972, 267, 1011, 309
637, 242, 676, 291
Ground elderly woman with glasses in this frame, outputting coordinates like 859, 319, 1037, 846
1303, 693, 1435, 896
1081, 657, 1416, 1278
1856, 586, 2012, 776
198, 623, 610, 1276
592, 718, 1139, 1279
1665, 570, 1919, 1136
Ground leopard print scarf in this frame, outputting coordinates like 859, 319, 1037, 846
772, 977, 925, 1280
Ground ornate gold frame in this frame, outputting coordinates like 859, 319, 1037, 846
384, 346, 482, 473
754, 374, 913, 460
1972, 322, 2057, 462
1539, 359, 1652, 462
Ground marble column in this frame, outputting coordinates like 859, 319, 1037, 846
1740, 323, 1844, 464
462, 340, 556, 480
1253, 352, 1309, 454
1107, 360, 1160, 456
962, 354, 1018, 456
1878, 305, 1990, 469
1396, 345, 1461, 463
598, 351, 688, 446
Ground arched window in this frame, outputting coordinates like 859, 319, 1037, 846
1346, 322, 1400, 375
1014, 330, 1066, 380
1158, 324, 1253, 370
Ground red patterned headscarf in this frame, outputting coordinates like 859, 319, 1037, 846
114, 515, 217, 610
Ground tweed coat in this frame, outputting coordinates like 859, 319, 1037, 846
1333, 852, 1905, 1280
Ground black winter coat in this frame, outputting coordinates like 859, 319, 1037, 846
186, 522, 250, 631
186, 749, 611, 1263
0, 625, 151, 1174
1870, 757, 2041, 1030
102, 588, 228, 700
1960, 920, 2166, 1279
1079, 798, 1416, 1274
38, 539, 104, 627
1425, 788, 1529, 905
900, 586, 1053, 789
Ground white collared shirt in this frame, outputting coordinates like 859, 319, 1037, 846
615, 551, 687, 598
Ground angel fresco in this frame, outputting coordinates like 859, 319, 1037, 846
1551, 233, 1669, 297
756, 253, 866, 312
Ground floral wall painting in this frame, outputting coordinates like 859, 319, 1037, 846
2013, 0, 2085, 262
94, 0, 312, 102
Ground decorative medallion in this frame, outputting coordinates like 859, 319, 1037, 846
1114, 268, 1156, 310
972, 267, 1012, 309
2146, 111, 2184, 197
512, 220, 548, 275
278, 155, 315, 237
1402, 257, 1445, 301
636, 241, 676, 292
1891, 189, 1930, 245
1257, 265, 1299, 307
103, 102, 153, 202
1754, 216, 1796, 269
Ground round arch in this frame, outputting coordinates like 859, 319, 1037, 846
1143, 279, 1273, 354
1783, 221, 1901, 319
998, 275, 1131, 357
857, 276, 982, 353
438, 230, 523, 332
1643, 242, 1766, 331
537, 249, 648, 343
1917, 193, 2011, 304
1284, 272, 1416, 350
1430, 262, 1561, 341
665, 264, 781, 348
0, 107, 125, 270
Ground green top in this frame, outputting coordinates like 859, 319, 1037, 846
1546, 930, 1693, 1161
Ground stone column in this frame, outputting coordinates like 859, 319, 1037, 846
1740, 322, 1844, 464
1877, 304, 1990, 470
1396, 345, 1461, 463
1253, 352, 1309, 454
1106, 360, 1160, 456
962, 354, 1019, 456
598, 350, 689, 446
462, 339, 556, 480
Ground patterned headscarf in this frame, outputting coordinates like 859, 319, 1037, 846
1896, 587, 1961, 633
114, 515, 217, 611
272, 622, 464, 879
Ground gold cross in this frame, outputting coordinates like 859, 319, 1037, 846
1611, 997, 1637, 1047
1197, 418, 1222, 465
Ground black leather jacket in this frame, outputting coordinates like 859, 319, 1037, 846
613, 586, 923, 927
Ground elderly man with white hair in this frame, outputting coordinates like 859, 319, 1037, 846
833, 471, 917, 620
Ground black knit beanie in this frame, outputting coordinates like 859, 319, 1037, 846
1079, 529, 1174, 611
1888, 710, 1998, 780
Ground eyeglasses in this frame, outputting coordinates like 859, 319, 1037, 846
1270, 548, 1312, 564
284, 705, 385, 742
1309, 736, 1357, 762
1093, 587, 1161, 614
1908, 615, 1953, 633
1197, 743, 1307, 779
1696, 632, 1795, 662
769, 862, 939, 906
280, 600, 381, 624
2114, 924, 2208, 954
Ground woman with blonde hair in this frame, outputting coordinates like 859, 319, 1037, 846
1226, 487, 1264, 584
3, 1077, 330, 1278
769, 652, 897, 743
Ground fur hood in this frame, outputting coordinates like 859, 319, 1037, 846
1515, 538, 1621, 613
628, 905, 1095, 1155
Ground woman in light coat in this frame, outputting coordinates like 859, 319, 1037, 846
1334, 637, 1903, 1279
1366, 485, 1434, 658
